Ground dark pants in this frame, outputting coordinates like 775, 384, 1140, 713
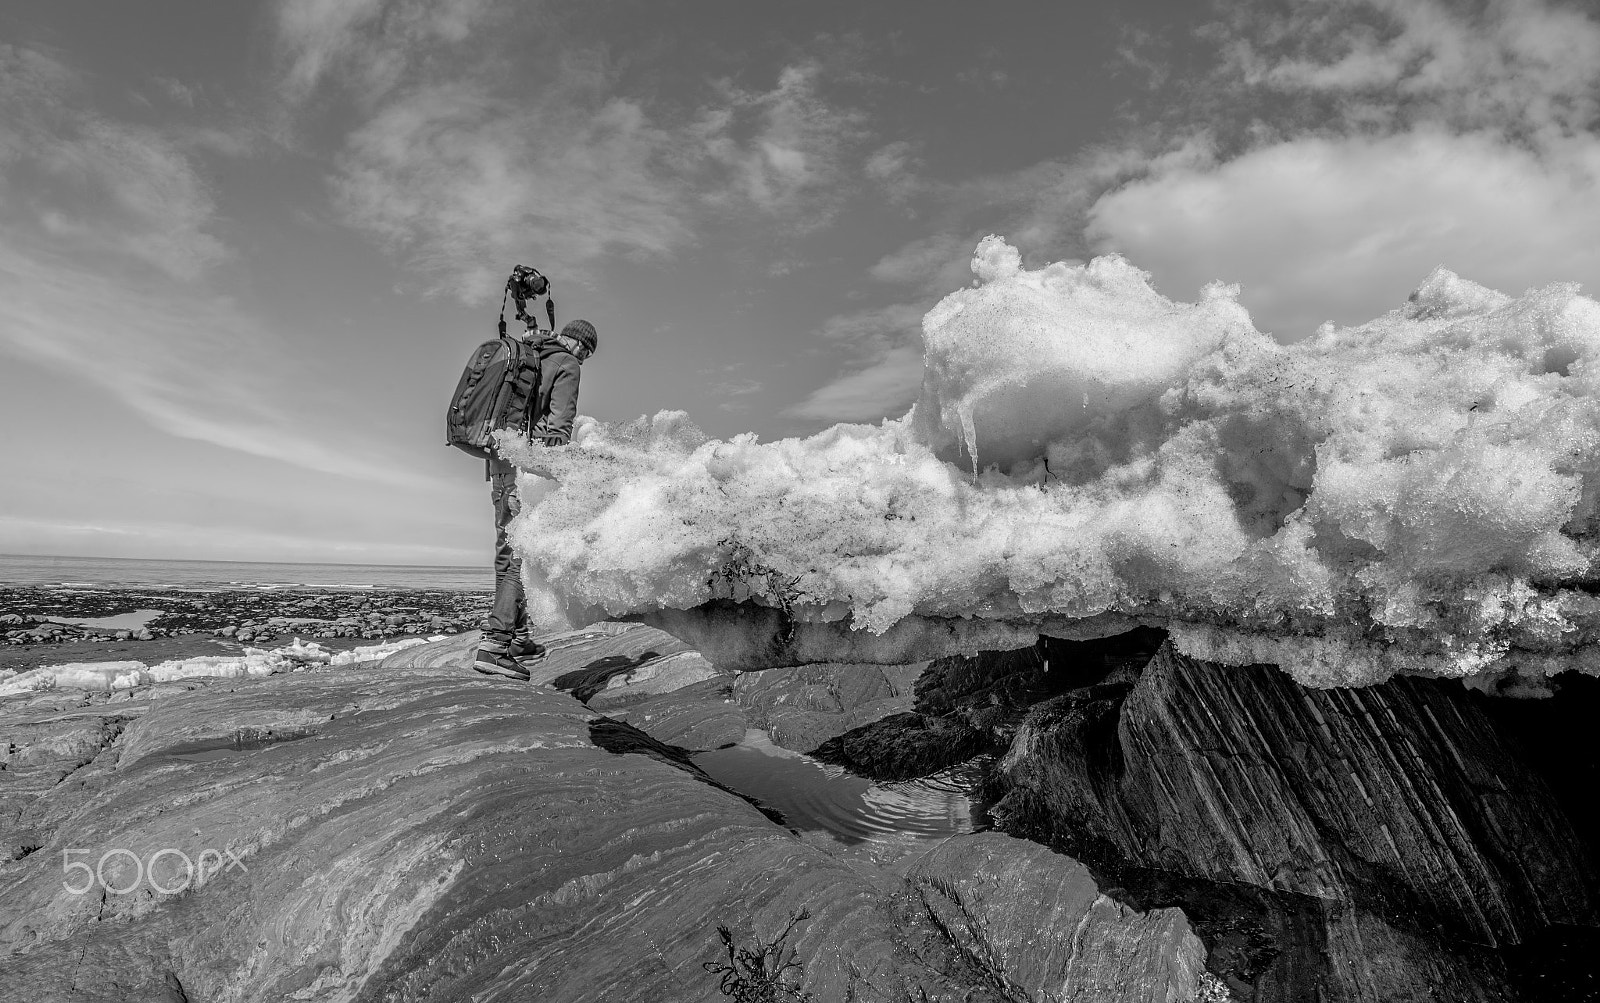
486, 466, 525, 644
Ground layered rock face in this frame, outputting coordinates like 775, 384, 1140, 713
971, 641, 1600, 1001
794, 628, 1600, 1001
0, 624, 1207, 1003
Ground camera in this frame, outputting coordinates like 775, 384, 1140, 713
504, 264, 555, 333
508, 264, 548, 302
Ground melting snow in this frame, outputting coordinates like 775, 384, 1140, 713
0, 637, 438, 697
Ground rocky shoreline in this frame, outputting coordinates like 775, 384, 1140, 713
0, 586, 490, 670
4, 615, 1597, 1000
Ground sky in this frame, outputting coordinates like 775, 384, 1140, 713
2, 0, 1598, 567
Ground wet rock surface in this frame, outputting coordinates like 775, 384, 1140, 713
0, 624, 1203, 1003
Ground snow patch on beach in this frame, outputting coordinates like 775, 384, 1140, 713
0, 637, 437, 697
503, 237, 1600, 686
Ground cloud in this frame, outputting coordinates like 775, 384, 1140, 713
710, 377, 765, 397
279, 3, 872, 297
328, 54, 869, 297
0, 243, 437, 489
692, 61, 867, 223
1214, 0, 1600, 140
1078, 0, 1600, 337
275, 0, 494, 106
0, 43, 437, 488
707, 372, 766, 412
785, 304, 927, 423
334, 74, 696, 298
862, 140, 922, 202
787, 0, 1600, 425
869, 233, 972, 291
1088, 128, 1600, 337
0, 44, 228, 281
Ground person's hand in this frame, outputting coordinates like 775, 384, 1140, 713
541, 435, 567, 448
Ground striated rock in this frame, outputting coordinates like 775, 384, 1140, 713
0, 629, 1037, 1002
595, 678, 750, 751
908, 832, 1210, 1003
0, 706, 142, 860
576, 650, 720, 706
988, 641, 1600, 1001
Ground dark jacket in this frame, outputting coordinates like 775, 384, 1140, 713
487, 335, 582, 478
531, 338, 582, 444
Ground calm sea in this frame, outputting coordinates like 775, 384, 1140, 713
0, 554, 491, 592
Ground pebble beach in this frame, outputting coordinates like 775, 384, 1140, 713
0, 585, 490, 672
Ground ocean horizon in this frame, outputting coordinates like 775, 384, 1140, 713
0, 553, 492, 592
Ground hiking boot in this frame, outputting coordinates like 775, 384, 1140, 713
474, 638, 531, 681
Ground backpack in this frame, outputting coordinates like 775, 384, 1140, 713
445, 333, 542, 459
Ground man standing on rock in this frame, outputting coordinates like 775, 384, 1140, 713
475, 317, 599, 681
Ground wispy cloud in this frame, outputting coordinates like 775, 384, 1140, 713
334, 72, 696, 299
275, 0, 494, 107
277, 1, 875, 298
692, 61, 867, 224
0, 44, 228, 281
0, 243, 438, 489
1213, 0, 1600, 141
785, 304, 926, 423
862, 140, 923, 202
0, 42, 437, 489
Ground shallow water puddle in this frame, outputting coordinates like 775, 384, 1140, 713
693, 729, 985, 845
162, 731, 316, 763
49, 609, 165, 630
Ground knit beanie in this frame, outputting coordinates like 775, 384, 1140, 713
561, 318, 598, 355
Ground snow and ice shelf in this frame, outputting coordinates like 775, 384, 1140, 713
501, 236, 1600, 688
